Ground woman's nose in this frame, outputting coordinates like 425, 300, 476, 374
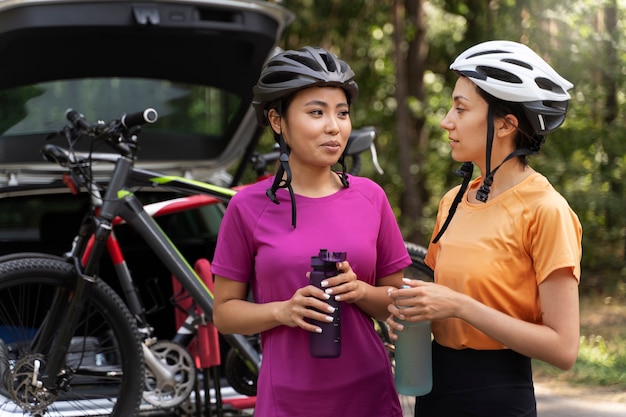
440, 109, 454, 130
325, 115, 341, 133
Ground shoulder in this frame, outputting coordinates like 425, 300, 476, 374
231, 178, 272, 202
226, 178, 275, 217
344, 175, 391, 207
521, 173, 576, 212
346, 175, 386, 196
515, 174, 581, 234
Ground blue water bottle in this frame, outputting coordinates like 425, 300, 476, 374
394, 285, 432, 396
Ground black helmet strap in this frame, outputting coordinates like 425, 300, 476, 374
266, 131, 297, 228
431, 162, 473, 244
336, 154, 350, 188
476, 104, 538, 202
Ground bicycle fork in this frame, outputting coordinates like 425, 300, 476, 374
33, 262, 97, 390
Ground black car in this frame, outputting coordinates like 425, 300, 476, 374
0, 0, 293, 415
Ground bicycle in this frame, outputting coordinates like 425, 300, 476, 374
0, 108, 432, 416
0, 108, 258, 417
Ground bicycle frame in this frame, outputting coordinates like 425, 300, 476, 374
61, 156, 262, 378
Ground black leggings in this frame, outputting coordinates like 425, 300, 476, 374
414, 341, 536, 417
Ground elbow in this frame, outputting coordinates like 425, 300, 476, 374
549, 345, 579, 370
558, 351, 579, 371
212, 308, 232, 335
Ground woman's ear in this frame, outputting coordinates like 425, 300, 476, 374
497, 114, 518, 137
268, 108, 282, 134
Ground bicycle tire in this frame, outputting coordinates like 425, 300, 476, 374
0, 257, 144, 417
224, 336, 259, 397
403, 241, 433, 282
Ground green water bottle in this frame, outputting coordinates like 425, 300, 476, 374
394, 285, 432, 396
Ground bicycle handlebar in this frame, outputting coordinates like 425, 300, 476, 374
65, 109, 92, 131
121, 108, 158, 128
59, 108, 158, 158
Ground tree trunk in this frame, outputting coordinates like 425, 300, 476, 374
394, 0, 428, 245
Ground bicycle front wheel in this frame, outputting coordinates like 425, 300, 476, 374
0, 257, 144, 417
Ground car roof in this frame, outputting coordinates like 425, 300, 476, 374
0, 0, 293, 185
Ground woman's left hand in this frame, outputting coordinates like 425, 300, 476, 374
306, 260, 365, 304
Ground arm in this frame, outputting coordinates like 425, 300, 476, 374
387, 267, 579, 370
212, 274, 350, 336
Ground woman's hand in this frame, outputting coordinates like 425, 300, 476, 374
307, 260, 365, 304
275, 282, 338, 334
385, 278, 463, 340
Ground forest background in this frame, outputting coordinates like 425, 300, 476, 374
251, 0, 626, 299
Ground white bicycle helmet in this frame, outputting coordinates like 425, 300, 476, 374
450, 40, 573, 135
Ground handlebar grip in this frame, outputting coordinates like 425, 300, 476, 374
65, 109, 91, 131
121, 108, 158, 128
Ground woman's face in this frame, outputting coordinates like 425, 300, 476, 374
440, 77, 489, 164
271, 86, 352, 169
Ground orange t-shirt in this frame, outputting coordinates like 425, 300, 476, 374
425, 173, 582, 350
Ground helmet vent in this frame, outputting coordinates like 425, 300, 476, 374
261, 71, 298, 85
285, 54, 323, 72
476, 66, 522, 84
468, 49, 508, 58
319, 52, 338, 72
535, 77, 566, 94
501, 58, 533, 70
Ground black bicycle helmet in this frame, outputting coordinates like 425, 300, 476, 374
253, 46, 359, 126
252, 46, 359, 228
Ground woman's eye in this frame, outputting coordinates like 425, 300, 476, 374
455, 107, 465, 114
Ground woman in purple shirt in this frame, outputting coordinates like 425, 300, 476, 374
211, 46, 411, 417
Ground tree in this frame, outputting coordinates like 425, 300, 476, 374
393, 0, 429, 244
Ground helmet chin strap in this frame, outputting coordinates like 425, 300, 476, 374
266, 131, 297, 228
336, 154, 350, 188
476, 105, 538, 202
476, 105, 496, 202
431, 161, 473, 244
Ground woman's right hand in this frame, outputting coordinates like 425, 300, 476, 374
277, 284, 337, 333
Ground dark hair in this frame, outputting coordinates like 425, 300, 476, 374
475, 86, 545, 166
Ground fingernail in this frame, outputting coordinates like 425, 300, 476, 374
327, 306, 336, 313
397, 323, 404, 331
334, 295, 341, 301
323, 293, 331, 300
316, 327, 322, 333
387, 288, 392, 297
325, 288, 333, 295
402, 278, 411, 284
321, 280, 329, 288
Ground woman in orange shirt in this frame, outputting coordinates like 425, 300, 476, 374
387, 40, 582, 417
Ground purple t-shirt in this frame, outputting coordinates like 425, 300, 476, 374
212, 175, 411, 417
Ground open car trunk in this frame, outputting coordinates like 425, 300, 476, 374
0, 0, 293, 185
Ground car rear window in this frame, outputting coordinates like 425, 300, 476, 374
0, 77, 242, 163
